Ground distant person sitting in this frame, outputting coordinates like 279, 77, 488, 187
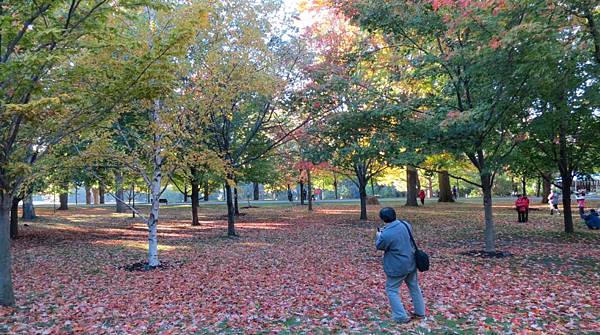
581, 209, 600, 230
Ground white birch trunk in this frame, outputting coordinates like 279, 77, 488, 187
147, 102, 163, 267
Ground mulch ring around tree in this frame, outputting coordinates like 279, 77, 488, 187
460, 250, 513, 258
120, 260, 184, 272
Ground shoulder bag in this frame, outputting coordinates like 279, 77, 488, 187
401, 221, 430, 272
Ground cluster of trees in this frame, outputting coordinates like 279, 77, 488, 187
1, 0, 598, 307
0, 0, 316, 307
299, 0, 599, 253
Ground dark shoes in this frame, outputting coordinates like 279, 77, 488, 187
393, 317, 411, 324
394, 313, 425, 324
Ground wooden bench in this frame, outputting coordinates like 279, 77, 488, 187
158, 198, 168, 205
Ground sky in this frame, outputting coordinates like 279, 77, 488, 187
282, 0, 317, 29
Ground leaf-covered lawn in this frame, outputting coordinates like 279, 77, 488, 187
1, 200, 599, 334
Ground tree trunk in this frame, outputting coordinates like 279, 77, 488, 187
0, 194, 16, 306
307, 169, 313, 211
131, 184, 136, 218
405, 166, 418, 206
146, 102, 163, 268
148, 180, 160, 267
203, 180, 209, 201
225, 181, 236, 236
541, 174, 551, 204
183, 184, 188, 203
191, 170, 199, 227
427, 176, 433, 198
253, 182, 259, 201
22, 195, 35, 220
481, 173, 496, 253
521, 176, 527, 196
300, 181, 305, 205
234, 186, 240, 216
583, 9, 600, 64
115, 171, 126, 213
370, 178, 375, 196
561, 173, 574, 233
333, 174, 338, 200
92, 188, 99, 205
438, 171, 454, 202
58, 191, 69, 211
85, 186, 91, 205
10, 198, 19, 240
535, 177, 541, 197
359, 179, 368, 221
99, 185, 105, 204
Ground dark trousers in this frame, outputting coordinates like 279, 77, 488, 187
420, 198, 424, 205
518, 210, 528, 222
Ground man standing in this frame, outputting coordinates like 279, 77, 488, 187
376, 207, 426, 323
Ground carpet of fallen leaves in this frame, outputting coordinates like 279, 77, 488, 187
1, 199, 599, 334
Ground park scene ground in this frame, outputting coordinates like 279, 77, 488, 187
2, 0, 600, 334
2, 199, 599, 334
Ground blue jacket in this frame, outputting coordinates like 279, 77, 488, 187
582, 213, 600, 229
376, 220, 416, 277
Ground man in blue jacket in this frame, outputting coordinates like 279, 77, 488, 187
376, 207, 425, 323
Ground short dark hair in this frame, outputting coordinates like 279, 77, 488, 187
379, 207, 397, 223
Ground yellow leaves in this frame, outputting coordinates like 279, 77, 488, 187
3, 95, 68, 122
197, 8, 210, 29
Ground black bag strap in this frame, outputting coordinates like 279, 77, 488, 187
400, 221, 419, 251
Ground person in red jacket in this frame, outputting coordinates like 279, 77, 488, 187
418, 189, 426, 206
521, 195, 530, 222
515, 195, 530, 222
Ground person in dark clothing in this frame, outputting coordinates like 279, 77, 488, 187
581, 209, 600, 230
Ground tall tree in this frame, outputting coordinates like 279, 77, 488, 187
0, 0, 161, 306
183, 0, 310, 236
340, 0, 544, 252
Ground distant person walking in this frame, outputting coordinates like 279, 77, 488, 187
418, 189, 426, 206
376, 207, 425, 323
576, 191, 586, 216
549, 191, 560, 215
452, 185, 458, 199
